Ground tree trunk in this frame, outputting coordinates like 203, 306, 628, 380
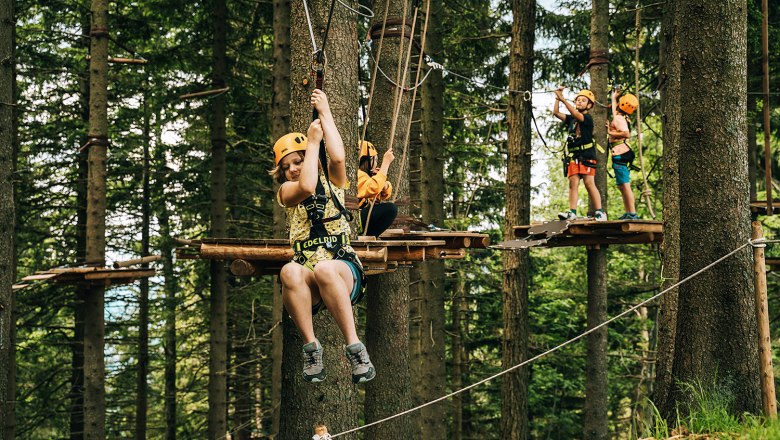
585, 0, 609, 437
671, 0, 761, 416
135, 92, 151, 440
364, 2, 413, 438
654, 0, 681, 421
271, 0, 290, 437
501, 0, 534, 439
747, 95, 757, 201
413, 1, 447, 437
153, 113, 178, 440
0, 0, 15, 433
84, 0, 110, 436
70, 14, 90, 439
278, 1, 360, 437
209, 0, 229, 436
451, 274, 465, 440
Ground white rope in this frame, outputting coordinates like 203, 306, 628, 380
302, 0, 319, 55
330, 240, 754, 438
336, 0, 374, 17
361, 42, 438, 91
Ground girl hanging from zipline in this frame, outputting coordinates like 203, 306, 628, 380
553, 87, 607, 221
270, 89, 375, 384
358, 140, 398, 236
606, 89, 639, 220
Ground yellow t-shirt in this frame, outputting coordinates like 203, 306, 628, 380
277, 174, 358, 268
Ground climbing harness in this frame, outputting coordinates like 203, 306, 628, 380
298, 0, 364, 287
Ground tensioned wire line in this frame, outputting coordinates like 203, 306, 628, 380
330, 238, 761, 438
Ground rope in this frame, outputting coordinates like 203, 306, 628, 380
361, 44, 437, 91
392, 1, 428, 201
336, 0, 374, 17
330, 240, 755, 438
358, 1, 392, 235
301, 0, 319, 55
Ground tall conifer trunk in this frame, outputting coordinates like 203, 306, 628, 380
271, 0, 290, 437
153, 113, 178, 440
671, 0, 761, 416
364, 2, 413, 438
411, 1, 447, 437
70, 14, 91, 439
501, 0, 534, 438
0, 0, 15, 434
84, 0, 110, 436
654, 0, 681, 421
135, 92, 151, 440
585, 0, 609, 437
278, 1, 359, 437
208, 0, 229, 436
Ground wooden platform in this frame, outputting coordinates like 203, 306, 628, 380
13, 266, 156, 291
750, 201, 780, 216
496, 219, 663, 249
176, 230, 490, 276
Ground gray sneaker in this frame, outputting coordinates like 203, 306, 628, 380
345, 342, 376, 384
593, 210, 607, 221
302, 340, 326, 383
558, 210, 577, 220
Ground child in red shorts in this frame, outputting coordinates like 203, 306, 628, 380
553, 87, 606, 221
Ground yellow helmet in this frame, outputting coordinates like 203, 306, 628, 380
273, 132, 307, 166
360, 140, 378, 158
618, 93, 639, 115
576, 89, 596, 104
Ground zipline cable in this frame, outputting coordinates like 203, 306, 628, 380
329, 239, 758, 438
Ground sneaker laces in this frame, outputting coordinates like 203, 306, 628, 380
304, 347, 322, 368
346, 346, 369, 368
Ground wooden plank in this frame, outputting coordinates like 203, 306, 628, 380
83, 269, 156, 280
21, 273, 59, 281
619, 222, 663, 233
201, 243, 388, 262
545, 232, 662, 247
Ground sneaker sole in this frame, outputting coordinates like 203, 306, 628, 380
303, 372, 327, 383
352, 368, 376, 384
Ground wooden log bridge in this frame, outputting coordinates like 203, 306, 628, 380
176, 230, 490, 276
495, 219, 664, 249
13, 265, 156, 291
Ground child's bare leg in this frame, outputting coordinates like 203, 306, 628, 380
568, 175, 581, 210
280, 262, 318, 344
313, 260, 360, 345
582, 175, 602, 210
618, 183, 636, 213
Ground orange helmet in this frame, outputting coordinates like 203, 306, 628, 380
576, 89, 596, 104
360, 140, 378, 158
618, 93, 639, 115
273, 132, 307, 165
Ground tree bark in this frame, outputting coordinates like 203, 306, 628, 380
585, 0, 609, 437
84, 0, 110, 436
153, 112, 178, 440
412, 1, 447, 437
364, 2, 413, 438
70, 13, 90, 439
501, 0, 534, 438
278, 1, 360, 438
135, 92, 151, 440
0, 0, 15, 433
654, 0, 681, 421
270, 0, 290, 436
671, 0, 761, 416
747, 95, 757, 201
208, 0, 229, 436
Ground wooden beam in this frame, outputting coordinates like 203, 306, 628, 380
202, 243, 388, 262
179, 87, 230, 100
752, 221, 777, 418
83, 269, 155, 280
544, 233, 661, 247
113, 255, 162, 268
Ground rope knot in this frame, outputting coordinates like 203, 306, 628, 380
750, 238, 767, 248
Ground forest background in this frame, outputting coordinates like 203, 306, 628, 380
1, 0, 779, 438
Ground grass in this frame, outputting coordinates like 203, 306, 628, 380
637, 380, 780, 439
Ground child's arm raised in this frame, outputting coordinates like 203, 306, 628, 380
552, 87, 566, 121
279, 120, 323, 207
311, 89, 348, 187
